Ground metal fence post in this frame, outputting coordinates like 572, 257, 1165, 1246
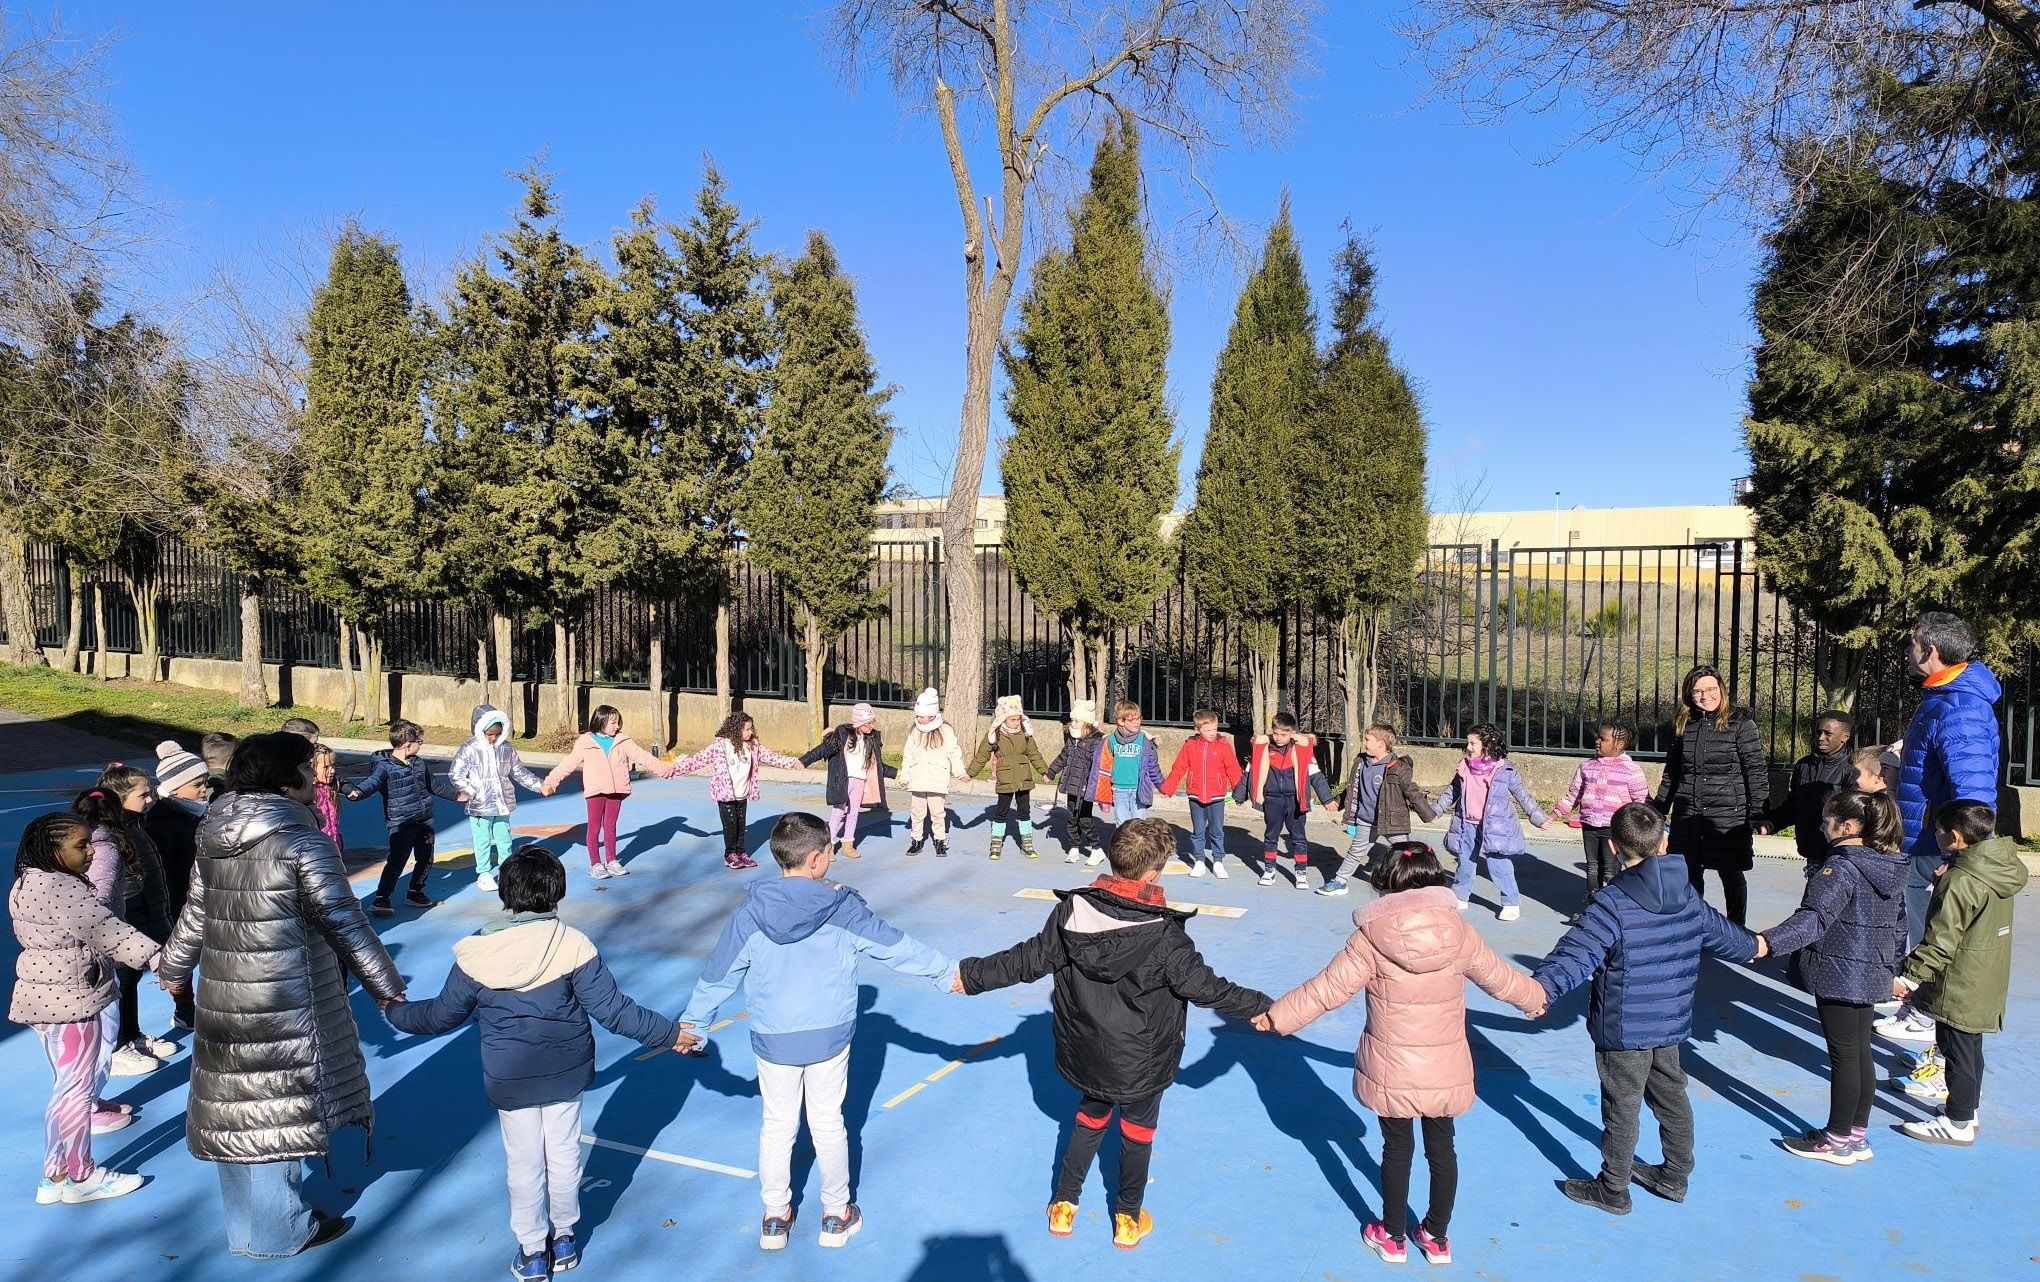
1485, 539, 1501, 724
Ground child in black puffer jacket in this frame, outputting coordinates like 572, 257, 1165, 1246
1758, 790, 1908, 1167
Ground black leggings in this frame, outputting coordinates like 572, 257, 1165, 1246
1582, 826, 1619, 897
1379, 1115, 1457, 1242
116, 964, 144, 1045
1817, 999, 1876, 1133
993, 790, 1032, 849
1064, 797, 1102, 850
718, 800, 748, 855
1686, 862, 1748, 926
1940, 1025, 1984, 1124
1055, 1093, 1161, 1215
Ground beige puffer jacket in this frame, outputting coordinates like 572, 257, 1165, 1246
8, 869, 161, 1026
900, 725, 967, 794
159, 792, 404, 1164
1269, 885, 1543, 1118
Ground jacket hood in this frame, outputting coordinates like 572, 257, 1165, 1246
746, 877, 855, 945
1614, 853, 1694, 915
1354, 886, 1463, 974
453, 916, 597, 991
1960, 836, 2028, 899
472, 705, 511, 738
1057, 886, 1182, 983
1932, 662, 2003, 707
197, 791, 319, 859
1827, 844, 1909, 898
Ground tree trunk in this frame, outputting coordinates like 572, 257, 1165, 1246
363, 628, 386, 729
1067, 623, 1089, 714
492, 610, 514, 727
1340, 612, 1364, 758
553, 616, 574, 736
648, 606, 668, 753
714, 582, 733, 720
129, 577, 161, 684
804, 613, 827, 742
1246, 624, 1280, 735
1361, 605, 1385, 740
237, 579, 266, 709
1817, 643, 1867, 713
91, 579, 108, 681
0, 528, 45, 668
336, 616, 358, 724
1091, 636, 1110, 718
59, 554, 83, 673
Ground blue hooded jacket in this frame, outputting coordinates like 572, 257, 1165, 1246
1534, 853, 1758, 1051
1761, 842, 1909, 1005
1897, 662, 2002, 858
681, 878, 954, 1066
349, 748, 463, 832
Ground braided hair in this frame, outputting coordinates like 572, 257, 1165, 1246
15, 812, 91, 883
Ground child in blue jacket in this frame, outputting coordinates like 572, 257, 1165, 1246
1532, 803, 1761, 1215
384, 851, 683, 1280
348, 718, 468, 917
677, 812, 956, 1253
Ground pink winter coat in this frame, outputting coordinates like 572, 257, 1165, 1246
543, 733, 674, 797
673, 739, 804, 803
1268, 885, 1543, 1118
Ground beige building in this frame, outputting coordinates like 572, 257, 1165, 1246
874, 496, 1187, 548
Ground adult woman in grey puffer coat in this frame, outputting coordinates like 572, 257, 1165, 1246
159, 732, 405, 1260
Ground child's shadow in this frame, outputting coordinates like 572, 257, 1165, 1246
951, 1011, 1079, 1202
1466, 1007, 1603, 1178
1178, 1025, 1380, 1222
579, 1038, 757, 1237
618, 813, 697, 863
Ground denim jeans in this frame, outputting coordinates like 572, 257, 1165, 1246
1111, 794, 1147, 824
1187, 799, 1225, 860
1451, 836, 1521, 906
217, 1159, 314, 1259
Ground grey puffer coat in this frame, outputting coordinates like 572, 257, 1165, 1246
159, 792, 404, 1165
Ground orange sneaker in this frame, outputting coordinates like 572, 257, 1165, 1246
1047, 1201, 1077, 1237
1112, 1209, 1153, 1250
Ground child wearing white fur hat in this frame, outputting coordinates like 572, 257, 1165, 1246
900, 688, 968, 856
1045, 699, 1107, 865
967, 695, 1048, 860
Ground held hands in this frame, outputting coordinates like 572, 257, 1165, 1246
1892, 976, 1912, 1001
673, 1024, 703, 1055
455, 792, 470, 803
1249, 1012, 1275, 1033
950, 971, 966, 995
346, 790, 364, 803
1753, 935, 1771, 960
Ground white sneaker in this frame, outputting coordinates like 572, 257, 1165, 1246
134, 1034, 177, 1059
61, 1169, 143, 1203
1454, 898, 1471, 913
1498, 904, 1522, 922
476, 873, 498, 893
1186, 860, 1206, 879
35, 1178, 64, 1204
1086, 848, 1107, 867
1210, 858, 1229, 880
1064, 849, 1083, 865
1875, 1008, 1937, 1043
1900, 1113, 1977, 1147
605, 860, 628, 876
108, 1046, 159, 1077
1257, 868, 1277, 887
588, 863, 610, 880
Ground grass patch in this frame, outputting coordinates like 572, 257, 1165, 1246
0, 665, 478, 750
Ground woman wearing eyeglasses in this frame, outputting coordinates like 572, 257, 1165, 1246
1652, 665, 1769, 925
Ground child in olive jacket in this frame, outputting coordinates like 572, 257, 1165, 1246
968, 695, 1048, 860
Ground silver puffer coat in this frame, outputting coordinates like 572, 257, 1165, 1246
159, 791, 403, 1164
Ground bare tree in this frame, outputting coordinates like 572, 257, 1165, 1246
828, 0, 1315, 738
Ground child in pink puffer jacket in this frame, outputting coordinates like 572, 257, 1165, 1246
1261, 841, 1544, 1266
543, 704, 677, 880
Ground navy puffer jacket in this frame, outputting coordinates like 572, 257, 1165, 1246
1897, 663, 2002, 858
348, 749, 464, 832
1533, 853, 1759, 1050
1760, 843, 1909, 1004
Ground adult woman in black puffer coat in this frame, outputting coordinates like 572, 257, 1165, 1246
1653, 664, 1769, 925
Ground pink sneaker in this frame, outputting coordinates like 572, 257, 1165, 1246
1413, 1226, 1452, 1264
1363, 1222, 1408, 1264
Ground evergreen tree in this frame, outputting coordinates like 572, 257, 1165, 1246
298, 226, 431, 726
433, 167, 608, 731
1001, 117, 1179, 712
743, 230, 896, 737
1296, 233, 1428, 747
1179, 199, 1317, 731
672, 163, 772, 717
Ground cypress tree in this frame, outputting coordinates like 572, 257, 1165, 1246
298, 226, 430, 726
1001, 117, 1179, 712
742, 230, 896, 737
1296, 233, 1428, 747
434, 167, 608, 731
1179, 199, 1316, 731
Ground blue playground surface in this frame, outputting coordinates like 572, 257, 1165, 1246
0, 756, 2034, 1282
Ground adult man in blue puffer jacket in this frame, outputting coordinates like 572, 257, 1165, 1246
1885, 612, 2001, 1043
1532, 804, 1760, 1215
679, 812, 956, 1252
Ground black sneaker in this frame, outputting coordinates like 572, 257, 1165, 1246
934, 841, 949, 858
405, 889, 436, 908
1630, 1162, 1687, 1203
368, 897, 395, 919
906, 840, 925, 857
1559, 1178, 1631, 1216
301, 1213, 354, 1254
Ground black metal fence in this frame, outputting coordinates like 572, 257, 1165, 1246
8, 534, 2033, 783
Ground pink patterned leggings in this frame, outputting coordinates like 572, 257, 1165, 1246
37, 1005, 116, 1182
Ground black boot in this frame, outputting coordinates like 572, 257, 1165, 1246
906, 838, 925, 856
934, 840, 949, 858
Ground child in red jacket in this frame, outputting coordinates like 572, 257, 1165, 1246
1235, 712, 1336, 890
1160, 710, 1243, 879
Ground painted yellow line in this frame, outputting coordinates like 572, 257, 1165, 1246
642, 1011, 745, 1061
881, 1081, 928, 1109
881, 1036, 1002, 1109
1011, 887, 1245, 918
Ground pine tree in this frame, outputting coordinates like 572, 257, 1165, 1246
672, 163, 772, 717
298, 226, 430, 726
1179, 199, 1317, 731
1001, 117, 1179, 712
433, 167, 608, 731
1296, 233, 1428, 747
743, 231, 895, 738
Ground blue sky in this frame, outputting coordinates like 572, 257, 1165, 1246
53, 2, 1759, 512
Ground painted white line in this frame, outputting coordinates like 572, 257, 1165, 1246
1012, 887, 1245, 918
579, 1135, 755, 1179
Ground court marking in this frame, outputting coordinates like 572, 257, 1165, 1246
880, 1036, 1003, 1110
579, 1135, 755, 1179
1011, 886, 1246, 918
641, 1012, 746, 1061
